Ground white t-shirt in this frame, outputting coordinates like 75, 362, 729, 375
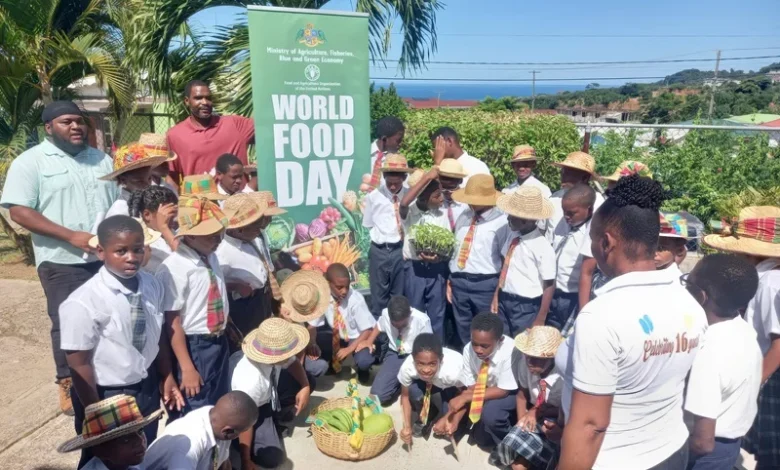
308, 290, 376, 340
143, 406, 230, 470
377, 307, 432, 354
449, 208, 510, 275
745, 258, 780, 356
552, 219, 592, 293
398, 347, 465, 389
455, 151, 490, 187
685, 316, 762, 439
501, 229, 556, 299
460, 336, 518, 391
402, 203, 450, 260
216, 235, 268, 291
59, 268, 163, 386
156, 243, 229, 335
231, 353, 296, 407
363, 186, 408, 245
559, 269, 707, 470
512, 350, 564, 408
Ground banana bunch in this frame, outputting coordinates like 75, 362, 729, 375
314, 408, 354, 433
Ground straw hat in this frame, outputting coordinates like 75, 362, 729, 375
181, 174, 227, 201
497, 186, 554, 221
138, 133, 176, 162
176, 196, 229, 238
88, 217, 162, 249
223, 193, 267, 230
659, 212, 689, 239
514, 326, 563, 359
552, 151, 596, 176
438, 159, 467, 179
407, 168, 426, 188
603, 160, 652, 183
703, 206, 780, 258
242, 318, 309, 364
250, 191, 287, 216
58, 395, 162, 453
99, 144, 168, 181
452, 174, 502, 206
280, 270, 330, 323
510, 145, 537, 163
379, 153, 415, 174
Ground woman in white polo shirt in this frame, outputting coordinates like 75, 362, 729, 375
557, 175, 708, 470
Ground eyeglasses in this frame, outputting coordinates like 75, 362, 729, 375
679, 273, 703, 297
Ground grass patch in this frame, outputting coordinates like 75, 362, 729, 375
0, 231, 25, 265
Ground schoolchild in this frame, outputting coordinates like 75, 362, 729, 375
250, 191, 287, 316
438, 159, 469, 232
656, 212, 689, 278
127, 186, 178, 274
101, 144, 167, 218
214, 153, 253, 200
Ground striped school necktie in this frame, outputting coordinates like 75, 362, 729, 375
125, 292, 146, 353
331, 299, 347, 373
535, 379, 548, 407
456, 214, 481, 270
393, 195, 404, 239
250, 239, 282, 301
368, 151, 384, 191
269, 366, 281, 412
203, 262, 225, 334
469, 361, 490, 423
419, 382, 433, 425
498, 236, 521, 289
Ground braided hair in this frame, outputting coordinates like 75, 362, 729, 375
128, 186, 178, 219
597, 174, 665, 260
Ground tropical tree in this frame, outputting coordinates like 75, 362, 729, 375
131, 0, 442, 118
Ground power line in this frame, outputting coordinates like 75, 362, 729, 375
376, 54, 780, 66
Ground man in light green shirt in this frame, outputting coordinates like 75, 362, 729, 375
0, 100, 117, 415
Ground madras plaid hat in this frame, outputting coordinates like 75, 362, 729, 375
704, 206, 780, 257
659, 212, 689, 239
182, 174, 228, 201
176, 196, 229, 238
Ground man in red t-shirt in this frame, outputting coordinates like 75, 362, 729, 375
165, 80, 255, 190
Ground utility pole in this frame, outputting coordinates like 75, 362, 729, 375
436, 91, 443, 108
530, 71, 539, 111
707, 49, 721, 121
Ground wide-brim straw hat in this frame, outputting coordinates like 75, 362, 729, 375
552, 151, 596, 176
138, 133, 176, 162
380, 153, 415, 173
99, 144, 168, 181
603, 160, 652, 182
280, 270, 330, 323
58, 395, 162, 453
514, 326, 563, 359
704, 206, 780, 258
438, 158, 467, 179
452, 174, 502, 206
510, 145, 537, 162
251, 191, 287, 216
659, 212, 688, 239
223, 193, 266, 230
88, 218, 162, 249
497, 186, 554, 221
181, 174, 227, 201
243, 318, 309, 364
176, 196, 229, 238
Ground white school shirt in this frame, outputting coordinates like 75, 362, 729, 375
143, 406, 230, 470
104, 189, 131, 218
143, 236, 173, 275
216, 234, 268, 290
501, 229, 556, 299
378, 307, 433, 354
398, 348, 465, 389
502, 176, 552, 198
455, 151, 490, 187
156, 243, 229, 335
308, 289, 376, 340
512, 350, 564, 408
685, 316, 762, 439
442, 197, 468, 231
82, 457, 140, 470
460, 336, 518, 391
370, 140, 387, 188
560, 269, 708, 470
402, 203, 451, 260
546, 189, 604, 243
363, 186, 408, 244
216, 183, 254, 207
449, 208, 510, 275
745, 258, 780, 356
258, 231, 275, 274
59, 267, 163, 387
552, 219, 592, 293
231, 353, 296, 407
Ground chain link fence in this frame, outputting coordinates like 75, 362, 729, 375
87, 112, 177, 153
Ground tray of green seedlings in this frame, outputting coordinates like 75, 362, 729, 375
410, 223, 456, 259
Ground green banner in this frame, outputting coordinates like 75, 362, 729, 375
248, 6, 371, 287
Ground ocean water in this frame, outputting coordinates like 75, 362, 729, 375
372, 81, 587, 100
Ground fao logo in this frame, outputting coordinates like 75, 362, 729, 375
305, 64, 321, 82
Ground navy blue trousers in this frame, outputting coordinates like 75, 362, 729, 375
404, 260, 448, 339
688, 438, 741, 470
450, 273, 499, 346
370, 350, 407, 405
369, 242, 405, 318
314, 325, 377, 372
498, 291, 541, 338
173, 333, 230, 418
408, 380, 459, 425
227, 288, 271, 338
548, 290, 579, 330
470, 392, 518, 449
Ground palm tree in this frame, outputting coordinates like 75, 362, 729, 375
132, 0, 441, 118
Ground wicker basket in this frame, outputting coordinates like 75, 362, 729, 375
310, 397, 396, 461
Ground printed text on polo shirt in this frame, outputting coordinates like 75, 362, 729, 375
643, 331, 700, 362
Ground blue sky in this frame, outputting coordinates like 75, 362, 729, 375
191, 0, 780, 85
